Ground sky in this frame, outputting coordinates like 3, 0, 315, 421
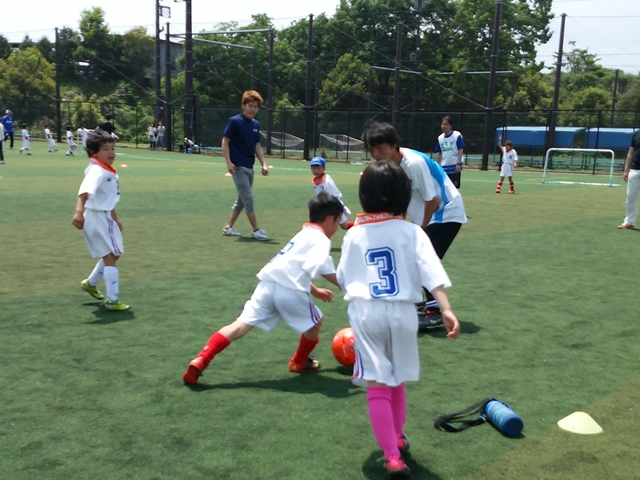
1, 0, 640, 74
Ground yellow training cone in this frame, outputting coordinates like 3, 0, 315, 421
557, 411, 603, 435
224, 172, 232, 176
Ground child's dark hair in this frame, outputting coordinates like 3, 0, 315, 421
309, 191, 344, 223
359, 160, 411, 216
505, 140, 513, 147
21, 123, 27, 129
442, 115, 453, 126
66, 125, 72, 130
86, 130, 115, 157
361, 121, 400, 149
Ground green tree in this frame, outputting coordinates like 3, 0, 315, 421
119, 27, 154, 82
319, 53, 372, 109
57, 27, 81, 80
0, 34, 12, 60
76, 7, 121, 82
35, 37, 55, 63
0, 47, 56, 125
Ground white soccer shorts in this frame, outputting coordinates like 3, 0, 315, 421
348, 299, 419, 388
82, 209, 124, 258
237, 281, 323, 334
500, 163, 514, 178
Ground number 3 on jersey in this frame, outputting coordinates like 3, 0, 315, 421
366, 247, 398, 297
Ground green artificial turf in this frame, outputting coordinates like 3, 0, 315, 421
0, 147, 638, 479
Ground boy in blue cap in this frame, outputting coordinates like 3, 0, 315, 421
310, 156, 353, 230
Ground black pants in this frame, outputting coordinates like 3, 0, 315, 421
422, 222, 462, 308
447, 171, 461, 189
6, 132, 13, 149
0, 140, 4, 160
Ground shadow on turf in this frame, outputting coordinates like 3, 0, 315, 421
85, 306, 136, 324
185, 366, 362, 398
362, 450, 444, 480
418, 319, 481, 338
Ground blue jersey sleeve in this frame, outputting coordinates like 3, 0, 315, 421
456, 134, 466, 149
434, 140, 442, 153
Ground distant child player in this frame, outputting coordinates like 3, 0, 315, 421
336, 160, 460, 478
72, 130, 129, 311
496, 135, 518, 194
19, 123, 31, 155
66, 125, 77, 156
310, 156, 353, 230
182, 192, 344, 385
45, 125, 57, 152
77, 124, 89, 153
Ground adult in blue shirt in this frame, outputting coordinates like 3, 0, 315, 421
221, 90, 269, 241
2, 109, 14, 149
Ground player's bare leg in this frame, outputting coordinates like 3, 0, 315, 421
289, 320, 323, 373
102, 253, 129, 311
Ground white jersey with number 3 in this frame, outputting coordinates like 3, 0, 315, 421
257, 223, 335, 293
337, 213, 451, 303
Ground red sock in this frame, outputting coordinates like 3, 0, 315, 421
367, 387, 398, 458
509, 182, 514, 189
292, 334, 318, 363
200, 332, 230, 365
497, 181, 503, 188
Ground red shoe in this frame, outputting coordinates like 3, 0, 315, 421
495, 188, 501, 194
385, 453, 410, 477
618, 223, 634, 229
183, 356, 206, 385
288, 357, 321, 373
397, 434, 410, 453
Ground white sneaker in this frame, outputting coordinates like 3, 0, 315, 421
251, 229, 269, 241
222, 226, 241, 236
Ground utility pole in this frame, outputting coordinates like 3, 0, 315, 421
55, 27, 61, 143
303, 14, 314, 160
547, 13, 566, 151
165, 22, 172, 151
480, 1, 503, 171
392, 23, 403, 128
155, 0, 162, 120
611, 68, 619, 126
184, 0, 195, 142
266, 30, 274, 155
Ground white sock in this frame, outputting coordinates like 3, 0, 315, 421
104, 266, 119, 301
88, 259, 105, 286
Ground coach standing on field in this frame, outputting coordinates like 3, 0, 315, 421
2, 109, 14, 149
618, 129, 640, 230
221, 90, 270, 241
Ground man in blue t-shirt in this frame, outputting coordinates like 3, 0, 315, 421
221, 90, 270, 241
2, 109, 15, 149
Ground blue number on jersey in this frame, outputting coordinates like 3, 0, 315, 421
366, 247, 398, 297
268, 241, 294, 264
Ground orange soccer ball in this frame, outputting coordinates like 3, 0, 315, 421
332, 327, 356, 367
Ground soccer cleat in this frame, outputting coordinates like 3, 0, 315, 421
65, 153, 71, 156
288, 357, 321, 373
251, 228, 269, 241
0, 160, 5, 164
222, 226, 241, 236
418, 310, 443, 330
508, 189, 514, 194
618, 223, 634, 229
495, 188, 500, 194
80, 279, 104, 300
103, 298, 130, 311
385, 454, 410, 478
397, 434, 410, 453
26, 152, 32, 155
183, 356, 207, 385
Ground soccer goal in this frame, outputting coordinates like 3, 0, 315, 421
319, 134, 364, 159
259, 131, 304, 152
542, 148, 620, 187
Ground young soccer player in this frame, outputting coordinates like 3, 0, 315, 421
72, 130, 129, 311
19, 123, 32, 155
77, 124, 89, 153
310, 156, 353, 230
44, 125, 57, 152
496, 136, 518, 194
66, 125, 77, 156
336, 160, 460, 478
182, 191, 344, 385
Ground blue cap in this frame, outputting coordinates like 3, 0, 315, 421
310, 157, 326, 167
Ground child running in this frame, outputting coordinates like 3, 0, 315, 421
183, 191, 344, 385
496, 135, 518, 194
72, 130, 129, 311
44, 125, 58, 152
66, 125, 77, 156
19, 123, 31, 155
310, 156, 353, 230
336, 160, 460, 478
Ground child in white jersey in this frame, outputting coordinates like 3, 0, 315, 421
19, 124, 32, 155
336, 160, 460, 478
44, 124, 57, 152
77, 124, 89, 153
66, 125, 77, 156
310, 156, 353, 229
183, 192, 344, 385
496, 136, 518, 194
72, 130, 129, 311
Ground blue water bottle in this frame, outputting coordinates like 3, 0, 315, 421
483, 400, 523, 437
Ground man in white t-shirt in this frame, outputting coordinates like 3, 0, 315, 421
361, 121, 467, 329
434, 115, 466, 189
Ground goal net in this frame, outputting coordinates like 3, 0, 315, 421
260, 131, 304, 151
542, 148, 620, 187
319, 134, 364, 157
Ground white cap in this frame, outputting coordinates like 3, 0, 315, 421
5, 109, 11, 114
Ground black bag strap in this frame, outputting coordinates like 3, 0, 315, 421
433, 398, 494, 433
